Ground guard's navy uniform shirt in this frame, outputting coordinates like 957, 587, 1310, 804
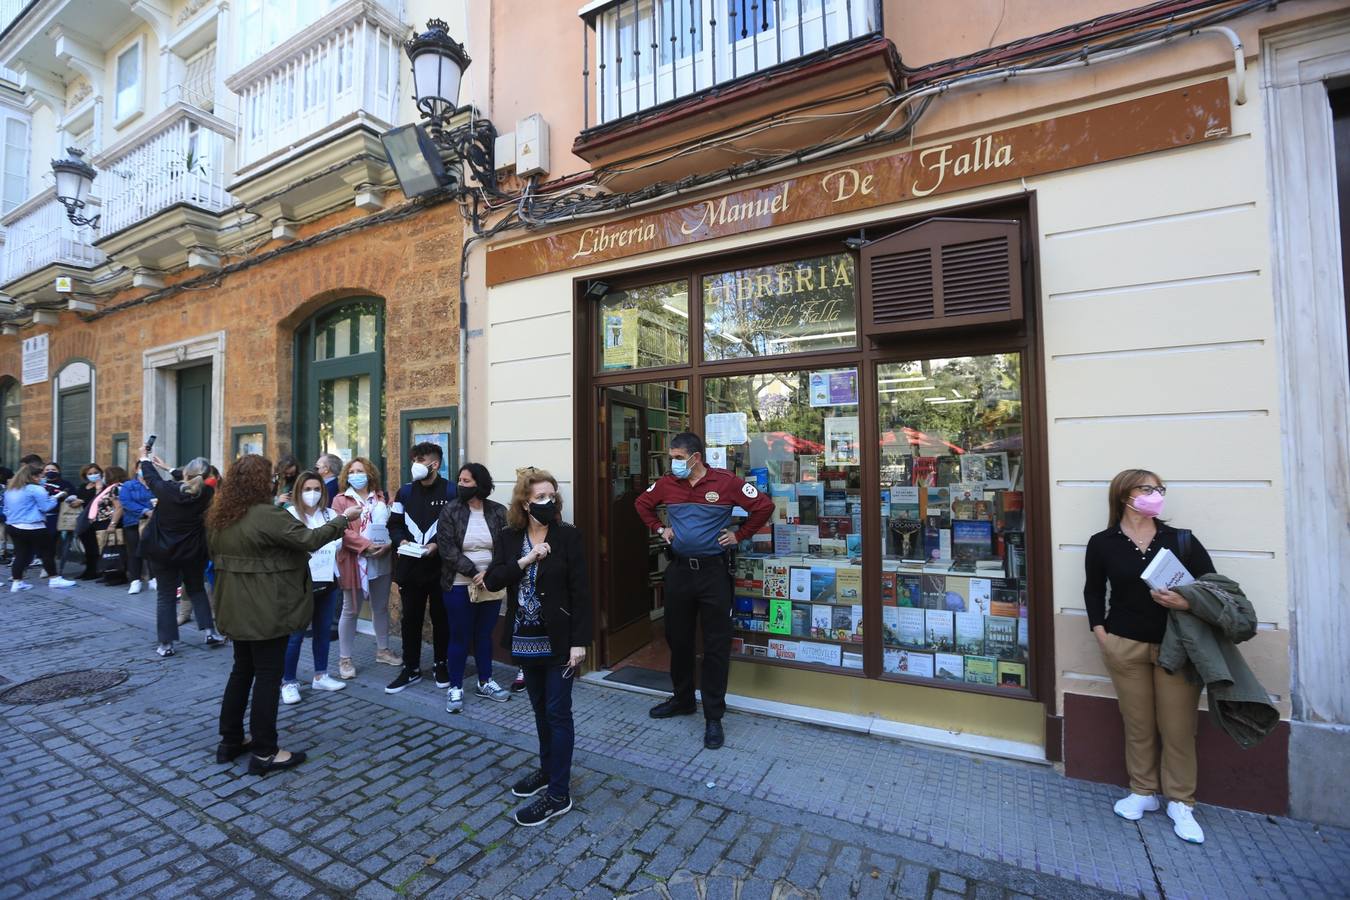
634, 467, 774, 557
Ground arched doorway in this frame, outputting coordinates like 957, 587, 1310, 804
294, 298, 385, 473
54, 360, 94, 480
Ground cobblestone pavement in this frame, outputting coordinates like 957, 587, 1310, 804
2, 582, 1348, 900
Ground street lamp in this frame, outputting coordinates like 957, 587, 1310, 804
52, 147, 99, 228
381, 19, 477, 200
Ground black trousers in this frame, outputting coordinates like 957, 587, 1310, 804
78, 527, 101, 577
122, 524, 153, 581
8, 527, 57, 580
663, 556, 734, 721
219, 636, 289, 756
399, 580, 449, 671
155, 561, 213, 645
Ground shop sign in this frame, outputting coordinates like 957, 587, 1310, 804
487, 78, 1231, 285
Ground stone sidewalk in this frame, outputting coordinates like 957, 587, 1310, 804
2, 580, 1348, 899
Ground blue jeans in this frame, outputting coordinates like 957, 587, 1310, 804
524, 664, 575, 800
284, 585, 338, 684
443, 586, 500, 689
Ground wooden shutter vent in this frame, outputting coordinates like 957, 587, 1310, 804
861, 217, 1023, 336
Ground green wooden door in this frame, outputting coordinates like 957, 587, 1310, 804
176, 364, 212, 462
296, 300, 384, 473
57, 386, 90, 480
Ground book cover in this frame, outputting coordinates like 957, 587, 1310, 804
762, 563, 790, 600
818, 516, 852, 540
967, 577, 992, 616
923, 522, 942, 561
797, 495, 819, 525
797, 641, 842, 667
880, 571, 898, 606
934, 652, 965, 681
995, 490, 1024, 533
846, 533, 862, 561
902, 651, 935, 678
964, 655, 997, 685
1018, 617, 1029, 651
924, 609, 955, 650
733, 596, 755, 615
926, 487, 952, 527
766, 639, 799, 660
752, 597, 769, 618
772, 496, 789, 524
836, 567, 862, 603
954, 611, 985, 654
990, 584, 1022, 618
842, 651, 863, 670
831, 605, 853, 633
943, 575, 970, 612
791, 606, 809, 637
850, 604, 863, 637
936, 455, 961, 486
921, 573, 947, 609
796, 480, 824, 505
811, 604, 833, 638
770, 482, 797, 499
799, 458, 819, 482
952, 519, 994, 563
883, 648, 902, 673
898, 607, 925, 646
772, 524, 794, 556
1004, 531, 1025, 579
785, 501, 801, 525
950, 484, 991, 521
887, 485, 924, 558
767, 599, 792, 635
751, 526, 773, 554
997, 660, 1027, 689
1140, 547, 1195, 590
984, 615, 1020, 659
900, 575, 922, 607
810, 565, 838, 603
881, 606, 900, 645
822, 490, 848, 516
788, 566, 812, 601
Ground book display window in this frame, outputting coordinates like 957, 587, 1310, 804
598, 279, 691, 371
876, 353, 1030, 692
702, 253, 858, 360
705, 369, 864, 671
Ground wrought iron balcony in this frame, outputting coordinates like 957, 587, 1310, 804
0, 189, 104, 285
581, 0, 882, 128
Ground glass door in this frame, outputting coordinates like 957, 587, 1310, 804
295, 299, 384, 472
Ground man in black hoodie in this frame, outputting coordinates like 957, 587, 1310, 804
385, 442, 454, 693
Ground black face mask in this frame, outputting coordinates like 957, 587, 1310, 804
456, 484, 479, 502
529, 501, 557, 525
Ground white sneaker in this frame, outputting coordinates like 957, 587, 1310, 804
475, 679, 511, 702
10, 580, 31, 592
281, 682, 302, 705
312, 674, 347, 692
127, 579, 143, 594
446, 686, 464, 714
149, 578, 158, 590
1167, 801, 1205, 844
48, 577, 77, 589
1113, 792, 1160, 821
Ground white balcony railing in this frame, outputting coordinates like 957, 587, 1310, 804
583, 0, 882, 127
95, 106, 236, 236
229, 1, 403, 171
1, 190, 105, 284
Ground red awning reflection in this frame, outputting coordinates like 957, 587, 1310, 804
880, 427, 965, 455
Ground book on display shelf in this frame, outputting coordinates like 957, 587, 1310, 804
1004, 531, 1026, 579
952, 519, 994, 563
943, 575, 970, 612
902, 651, 935, 678
842, 651, 863, 669
967, 578, 992, 616
797, 641, 842, 667
925, 609, 954, 651
836, 567, 862, 603
846, 533, 862, 560
767, 639, 799, 660
850, 604, 863, 637
788, 567, 811, 601
830, 605, 853, 634
989, 584, 1022, 618
935, 653, 965, 681
954, 611, 984, 655
791, 607, 809, 637
897, 607, 924, 646
883, 648, 902, 673
734, 596, 755, 615
811, 604, 833, 637
810, 566, 837, 603
880, 571, 898, 606
997, 660, 1027, 689
752, 597, 769, 618
881, 606, 901, 645
798, 495, 819, 525
763, 563, 790, 599
900, 575, 922, 607
921, 573, 947, 609
964, 655, 997, 685
984, 615, 1020, 660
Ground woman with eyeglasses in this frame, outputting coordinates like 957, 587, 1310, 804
1084, 469, 1216, 844
484, 467, 590, 827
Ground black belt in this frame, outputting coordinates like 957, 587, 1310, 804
669, 551, 729, 570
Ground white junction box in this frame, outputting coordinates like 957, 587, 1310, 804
515, 113, 550, 177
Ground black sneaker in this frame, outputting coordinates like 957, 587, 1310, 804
512, 770, 549, 798
433, 661, 450, 689
385, 668, 422, 694
514, 793, 572, 827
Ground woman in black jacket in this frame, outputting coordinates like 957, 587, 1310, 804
142, 454, 222, 656
484, 466, 590, 828
73, 463, 106, 579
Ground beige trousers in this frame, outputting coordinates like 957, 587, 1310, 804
1101, 633, 1203, 805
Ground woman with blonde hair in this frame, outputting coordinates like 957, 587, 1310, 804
1084, 468, 1216, 844
484, 466, 590, 827
331, 457, 398, 679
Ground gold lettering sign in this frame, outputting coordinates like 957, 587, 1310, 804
486, 79, 1231, 285
704, 255, 856, 360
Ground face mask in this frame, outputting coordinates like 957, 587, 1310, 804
45, 473, 58, 482
204, 477, 219, 489
456, 484, 478, 502
301, 490, 323, 508
87, 473, 101, 483
529, 500, 557, 525
410, 462, 431, 481
671, 458, 691, 479
348, 473, 368, 490
1129, 491, 1165, 518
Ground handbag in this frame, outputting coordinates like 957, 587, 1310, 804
469, 581, 507, 603
99, 529, 128, 584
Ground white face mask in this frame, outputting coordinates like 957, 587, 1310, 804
410, 462, 430, 481
301, 490, 323, 508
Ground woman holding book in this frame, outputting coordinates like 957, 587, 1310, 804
1083, 468, 1215, 844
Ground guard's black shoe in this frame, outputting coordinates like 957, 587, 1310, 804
215, 740, 253, 763
512, 769, 549, 798
704, 719, 725, 750
649, 697, 697, 719
248, 750, 307, 776
514, 793, 572, 827
385, 668, 421, 694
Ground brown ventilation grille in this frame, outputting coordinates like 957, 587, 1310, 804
861, 218, 1023, 336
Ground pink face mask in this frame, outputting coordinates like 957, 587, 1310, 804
1129, 490, 1165, 518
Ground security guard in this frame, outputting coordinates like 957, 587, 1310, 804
635, 432, 774, 749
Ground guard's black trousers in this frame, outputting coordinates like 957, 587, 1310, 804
663, 555, 733, 721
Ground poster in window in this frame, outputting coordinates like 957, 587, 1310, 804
823, 415, 860, 466
960, 452, 1012, 490
413, 432, 451, 479
808, 368, 859, 407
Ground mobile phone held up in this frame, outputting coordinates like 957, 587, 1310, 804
145, 434, 157, 452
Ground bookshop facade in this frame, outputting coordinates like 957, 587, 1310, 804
481, 74, 1296, 779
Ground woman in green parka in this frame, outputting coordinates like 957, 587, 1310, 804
207, 453, 360, 776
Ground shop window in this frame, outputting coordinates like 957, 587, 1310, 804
705, 367, 863, 671
295, 298, 384, 473
111, 433, 129, 469
0, 379, 19, 467
876, 353, 1029, 691
597, 279, 690, 371
703, 253, 857, 360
